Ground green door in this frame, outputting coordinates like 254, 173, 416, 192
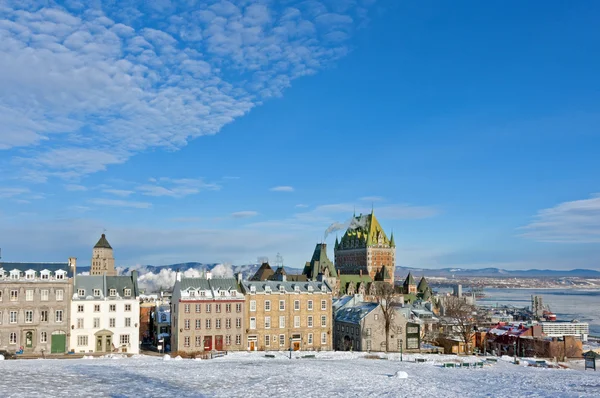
51, 333, 66, 353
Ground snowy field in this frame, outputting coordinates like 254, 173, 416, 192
1, 352, 599, 397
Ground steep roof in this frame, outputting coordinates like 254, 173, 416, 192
303, 243, 336, 280
334, 302, 378, 324
250, 262, 274, 281
94, 234, 112, 249
339, 211, 392, 248
417, 276, 429, 293
0, 262, 72, 276
403, 272, 415, 287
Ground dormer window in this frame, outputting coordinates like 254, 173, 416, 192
25, 270, 35, 280
109, 289, 117, 297
279, 285, 285, 293
231, 291, 237, 297
189, 290, 196, 297
321, 285, 327, 293
200, 291, 206, 297
55, 270, 66, 280
220, 291, 226, 296
308, 285, 314, 292
94, 289, 101, 297
294, 286, 300, 292
265, 286, 271, 294
41, 270, 50, 280
250, 285, 256, 294
124, 289, 131, 297
10, 270, 20, 280
78, 289, 85, 296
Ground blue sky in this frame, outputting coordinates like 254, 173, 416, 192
0, 0, 599, 270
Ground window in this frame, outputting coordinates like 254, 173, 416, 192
40, 332, 47, 343
94, 289, 101, 297
78, 336, 88, 346
279, 335, 285, 346
226, 318, 231, 329
184, 319, 190, 329
56, 272, 65, 280
189, 291, 195, 297
307, 316, 313, 328
56, 310, 63, 322
294, 300, 300, 311
279, 300, 285, 311
24, 310, 33, 323
94, 318, 100, 328
125, 318, 131, 327
265, 335, 270, 347
265, 301, 271, 311
235, 335, 241, 345
366, 340, 372, 351
94, 305, 100, 312
0, 291, 2, 301
184, 336, 190, 347
216, 319, 221, 329
56, 290, 64, 301
117, 334, 129, 345
294, 316, 300, 328
374, 314, 379, 321
321, 315, 327, 327
9, 332, 17, 344
41, 273, 49, 280
195, 319, 201, 329
249, 317, 256, 329
109, 318, 116, 328
10, 290, 18, 301
236, 318, 241, 328
125, 304, 131, 312
77, 318, 84, 328
41, 289, 49, 301
124, 289, 131, 297
321, 300, 327, 310
308, 333, 313, 344
216, 304, 221, 313
195, 336, 202, 347
206, 319, 211, 329
184, 304, 190, 313
226, 304, 231, 313
307, 300, 313, 311
279, 285, 285, 293
9, 311, 17, 324
109, 304, 116, 312
321, 332, 327, 345
78, 305, 84, 313
78, 289, 85, 296
26, 289, 34, 301
265, 316, 271, 329
109, 289, 116, 297
250, 285, 256, 294
250, 300, 256, 312
366, 328, 371, 337
226, 335, 231, 345
279, 316, 285, 329
195, 304, 201, 313
236, 303, 242, 313
206, 304, 211, 313
41, 310, 48, 322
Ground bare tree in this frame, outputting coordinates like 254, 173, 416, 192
441, 296, 477, 354
373, 283, 398, 352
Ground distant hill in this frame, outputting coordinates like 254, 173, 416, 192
394, 266, 600, 278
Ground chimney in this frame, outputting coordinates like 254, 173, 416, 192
176, 271, 182, 282
237, 272, 243, 283
69, 257, 77, 284
206, 271, 212, 280
131, 270, 138, 282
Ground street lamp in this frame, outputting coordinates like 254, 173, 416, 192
513, 341, 517, 363
289, 337, 293, 359
400, 339, 403, 362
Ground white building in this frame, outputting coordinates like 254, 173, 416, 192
69, 271, 140, 354
541, 321, 590, 342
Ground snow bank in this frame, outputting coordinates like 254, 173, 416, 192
0, 355, 4, 361
394, 371, 408, 379
173, 355, 183, 361
163, 355, 171, 361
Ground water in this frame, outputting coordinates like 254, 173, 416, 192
477, 288, 600, 336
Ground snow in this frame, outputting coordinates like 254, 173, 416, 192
0, 355, 4, 361
0, 352, 598, 397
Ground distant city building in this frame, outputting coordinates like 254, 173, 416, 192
334, 210, 396, 285
90, 234, 117, 276
0, 259, 74, 354
69, 272, 140, 354
541, 321, 589, 342
402, 273, 417, 295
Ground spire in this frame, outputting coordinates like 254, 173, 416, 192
334, 235, 339, 250
94, 233, 112, 249
390, 231, 395, 247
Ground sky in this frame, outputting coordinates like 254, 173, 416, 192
0, 0, 599, 271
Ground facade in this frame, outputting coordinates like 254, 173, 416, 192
90, 234, 117, 276
69, 272, 140, 354
0, 260, 74, 354
139, 296, 157, 345
402, 273, 417, 295
154, 303, 171, 347
334, 211, 396, 284
240, 280, 333, 351
541, 321, 589, 342
171, 273, 245, 353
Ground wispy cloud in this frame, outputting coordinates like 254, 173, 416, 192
1, 1, 374, 180
295, 204, 309, 208
64, 184, 88, 192
0, 187, 30, 199
103, 189, 134, 197
232, 211, 259, 219
360, 196, 385, 202
519, 193, 600, 243
89, 198, 152, 209
136, 178, 220, 198
270, 186, 294, 192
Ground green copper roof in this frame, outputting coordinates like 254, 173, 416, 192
403, 272, 415, 287
339, 211, 392, 248
94, 234, 112, 249
417, 276, 429, 292
303, 243, 336, 280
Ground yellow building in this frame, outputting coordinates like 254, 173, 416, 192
240, 280, 333, 351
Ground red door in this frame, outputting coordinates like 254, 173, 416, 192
204, 336, 212, 351
215, 336, 223, 351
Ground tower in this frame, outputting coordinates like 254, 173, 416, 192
91, 233, 117, 276
334, 210, 396, 284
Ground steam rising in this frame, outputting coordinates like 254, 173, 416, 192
324, 215, 368, 240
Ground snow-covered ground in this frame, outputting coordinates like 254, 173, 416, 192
1, 351, 599, 397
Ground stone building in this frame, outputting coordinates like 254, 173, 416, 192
90, 234, 117, 276
240, 280, 333, 351
171, 272, 245, 353
69, 272, 140, 354
334, 210, 396, 284
0, 260, 74, 354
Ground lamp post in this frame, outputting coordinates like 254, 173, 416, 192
400, 339, 403, 362
513, 341, 517, 363
289, 337, 293, 359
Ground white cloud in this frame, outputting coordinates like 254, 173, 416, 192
519, 194, 600, 243
103, 189, 134, 197
295, 204, 308, 208
136, 177, 220, 198
89, 198, 152, 209
0, 1, 374, 180
231, 211, 258, 219
270, 185, 294, 192
0, 187, 30, 198
65, 184, 87, 191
